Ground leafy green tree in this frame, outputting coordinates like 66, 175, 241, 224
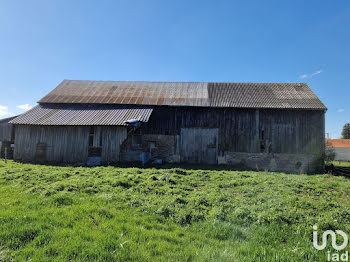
325, 140, 336, 163
325, 146, 336, 163
342, 123, 350, 139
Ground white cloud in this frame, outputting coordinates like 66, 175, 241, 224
338, 109, 345, 113
0, 105, 10, 117
310, 69, 322, 77
17, 104, 32, 111
299, 69, 323, 80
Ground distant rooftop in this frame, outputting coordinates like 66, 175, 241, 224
37, 80, 327, 110
326, 139, 350, 148
0, 115, 19, 124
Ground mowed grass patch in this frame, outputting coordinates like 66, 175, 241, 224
0, 160, 350, 261
331, 161, 350, 167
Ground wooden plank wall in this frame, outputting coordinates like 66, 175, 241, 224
259, 110, 325, 155
140, 107, 259, 154
12, 107, 325, 167
139, 106, 325, 156
0, 122, 13, 142
180, 128, 218, 164
14, 125, 90, 163
14, 125, 127, 164
101, 126, 127, 163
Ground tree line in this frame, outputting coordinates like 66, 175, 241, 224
342, 123, 350, 139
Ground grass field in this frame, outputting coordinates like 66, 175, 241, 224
331, 161, 350, 167
1, 160, 350, 261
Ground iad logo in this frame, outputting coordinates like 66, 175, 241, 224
313, 225, 349, 261
313, 225, 348, 250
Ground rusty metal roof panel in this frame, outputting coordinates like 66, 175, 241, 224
9, 104, 153, 126
38, 80, 326, 110
207, 82, 326, 109
38, 80, 209, 106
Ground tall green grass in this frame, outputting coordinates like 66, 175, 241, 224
331, 161, 350, 167
0, 160, 350, 261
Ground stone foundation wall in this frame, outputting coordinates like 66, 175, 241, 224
121, 133, 323, 173
141, 134, 175, 161
223, 151, 322, 174
121, 134, 175, 163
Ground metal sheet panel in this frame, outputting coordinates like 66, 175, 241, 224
39, 80, 210, 107
9, 104, 153, 126
207, 82, 326, 109
38, 80, 327, 110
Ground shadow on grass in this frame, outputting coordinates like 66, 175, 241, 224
2, 158, 328, 175
7, 159, 249, 172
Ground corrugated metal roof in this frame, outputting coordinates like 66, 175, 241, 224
9, 104, 153, 126
326, 139, 350, 148
38, 80, 327, 110
39, 80, 209, 107
207, 82, 326, 109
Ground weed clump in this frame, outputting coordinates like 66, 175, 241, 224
53, 195, 73, 206
173, 168, 189, 176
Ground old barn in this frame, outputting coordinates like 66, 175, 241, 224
8, 80, 326, 173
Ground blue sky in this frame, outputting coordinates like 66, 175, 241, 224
0, 0, 349, 138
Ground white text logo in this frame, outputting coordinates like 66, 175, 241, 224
313, 225, 349, 261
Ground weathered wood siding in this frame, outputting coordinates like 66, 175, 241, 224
0, 118, 16, 159
101, 126, 127, 163
131, 106, 325, 172
180, 128, 218, 164
259, 110, 324, 155
12, 106, 325, 173
0, 121, 13, 142
14, 125, 90, 163
139, 107, 325, 155
14, 125, 127, 164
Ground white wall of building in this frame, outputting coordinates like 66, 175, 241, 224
334, 147, 350, 162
